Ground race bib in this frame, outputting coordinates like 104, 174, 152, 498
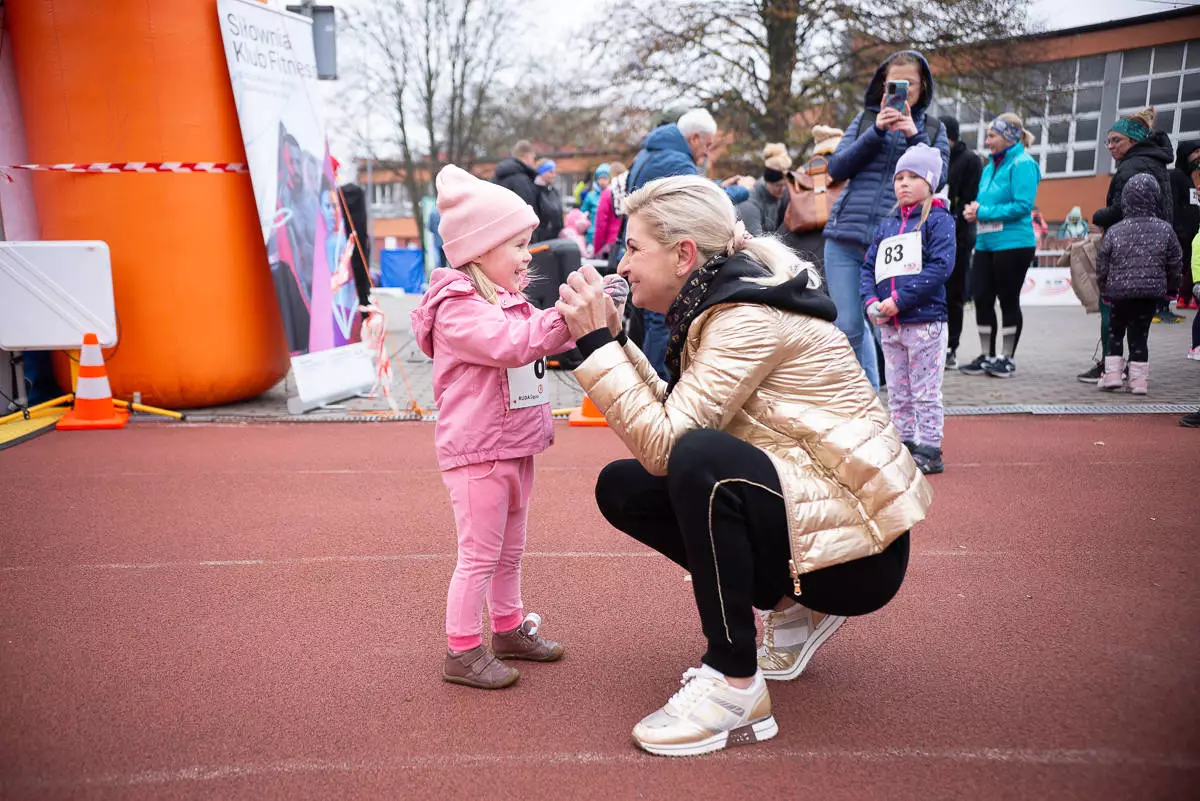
875, 231, 923, 283
507, 358, 549, 410
977, 221, 1003, 234
1189, 187, 1198, 206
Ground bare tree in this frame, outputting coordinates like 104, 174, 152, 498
596, 0, 1033, 152
341, 0, 514, 240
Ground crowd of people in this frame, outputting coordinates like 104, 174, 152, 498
406, 43, 1198, 758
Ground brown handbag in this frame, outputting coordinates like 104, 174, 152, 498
783, 156, 845, 233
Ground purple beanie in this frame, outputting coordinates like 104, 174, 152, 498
894, 143, 941, 189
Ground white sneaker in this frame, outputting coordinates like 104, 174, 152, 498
1188, 347, 1200, 361
758, 606, 846, 681
631, 665, 777, 757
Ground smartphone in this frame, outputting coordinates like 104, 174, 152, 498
885, 80, 909, 113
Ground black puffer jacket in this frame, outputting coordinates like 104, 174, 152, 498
533, 183, 564, 243
947, 139, 982, 225
1093, 131, 1174, 229
494, 157, 538, 209
1169, 139, 1200, 256
1097, 173, 1184, 301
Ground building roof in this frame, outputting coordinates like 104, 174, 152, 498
1024, 6, 1198, 42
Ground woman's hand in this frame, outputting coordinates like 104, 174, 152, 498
876, 107, 903, 131
893, 103, 918, 138
555, 264, 610, 340
963, 201, 979, 223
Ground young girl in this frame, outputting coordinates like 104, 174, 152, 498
409, 164, 577, 690
860, 144, 956, 474
1095, 173, 1184, 394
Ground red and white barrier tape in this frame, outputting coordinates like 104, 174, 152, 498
0, 162, 247, 179
358, 298, 399, 414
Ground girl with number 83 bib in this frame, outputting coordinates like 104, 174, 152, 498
411, 165, 627, 689
860, 143, 955, 474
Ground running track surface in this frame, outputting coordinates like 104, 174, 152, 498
2, 416, 1197, 799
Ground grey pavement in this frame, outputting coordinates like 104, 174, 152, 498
185, 304, 1200, 422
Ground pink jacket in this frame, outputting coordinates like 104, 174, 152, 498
592, 188, 622, 256
411, 268, 573, 470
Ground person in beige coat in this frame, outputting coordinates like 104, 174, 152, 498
554, 175, 931, 758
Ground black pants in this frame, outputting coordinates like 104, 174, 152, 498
1108, 298, 1156, 362
947, 224, 974, 351
972, 247, 1035, 357
594, 428, 910, 678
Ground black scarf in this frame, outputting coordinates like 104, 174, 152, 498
663, 254, 727, 394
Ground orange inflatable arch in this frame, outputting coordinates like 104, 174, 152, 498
7, 0, 289, 408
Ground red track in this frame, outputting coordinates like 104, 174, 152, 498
2, 416, 1198, 799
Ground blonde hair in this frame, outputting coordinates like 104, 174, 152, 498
609, 161, 628, 178
460, 264, 500, 304
996, 112, 1035, 148
762, 142, 792, 172
1122, 107, 1157, 130
623, 175, 821, 289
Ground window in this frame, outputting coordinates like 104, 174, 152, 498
1118, 41, 1200, 142
1019, 56, 1106, 177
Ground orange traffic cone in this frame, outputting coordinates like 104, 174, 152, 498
568, 395, 608, 427
57, 333, 129, 431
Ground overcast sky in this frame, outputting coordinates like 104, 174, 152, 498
327, 0, 1187, 170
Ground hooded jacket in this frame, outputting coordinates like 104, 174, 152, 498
1096, 174, 1184, 302
626, 125, 750, 205
1093, 131, 1174, 229
572, 253, 930, 578
860, 199, 955, 324
410, 268, 573, 470
1169, 138, 1200, 260
1057, 207, 1090, 239
823, 51, 951, 248
974, 141, 1041, 252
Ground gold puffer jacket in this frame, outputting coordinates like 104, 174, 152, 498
575, 301, 931, 581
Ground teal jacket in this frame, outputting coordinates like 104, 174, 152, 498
974, 142, 1041, 252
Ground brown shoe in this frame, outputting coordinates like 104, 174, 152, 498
491, 613, 565, 662
443, 646, 519, 689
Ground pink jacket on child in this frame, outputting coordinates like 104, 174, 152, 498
592, 188, 622, 256
411, 267, 573, 470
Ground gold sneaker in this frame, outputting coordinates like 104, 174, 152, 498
631, 666, 777, 757
758, 606, 846, 681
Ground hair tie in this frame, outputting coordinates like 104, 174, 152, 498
726, 220, 753, 256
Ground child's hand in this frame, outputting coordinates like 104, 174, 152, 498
602, 275, 629, 337
878, 298, 899, 317
867, 300, 890, 326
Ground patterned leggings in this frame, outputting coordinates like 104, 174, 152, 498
881, 322, 948, 448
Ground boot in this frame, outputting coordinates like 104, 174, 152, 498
1127, 361, 1149, 396
1096, 355, 1125, 391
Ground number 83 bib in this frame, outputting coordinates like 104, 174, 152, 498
874, 230, 923, 283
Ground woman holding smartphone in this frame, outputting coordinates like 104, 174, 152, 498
822, 51, 951, 390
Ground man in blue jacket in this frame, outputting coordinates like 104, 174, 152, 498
623, 109, 752, 378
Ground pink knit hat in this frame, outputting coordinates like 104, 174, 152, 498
436, 164, 539, 267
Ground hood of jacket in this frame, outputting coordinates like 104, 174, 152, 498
862, 51, 935, 114
691, 252, 838, 324
411, 267, 523, 357
1121, 173, 1162, 218
1175, 138, 1200, 170
1120, 131, 1174, 168
494, 156, 536, 183
641, 124, 694, 160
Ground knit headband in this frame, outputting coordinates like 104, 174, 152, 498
763, 166, 785, 182
536, 159, 557, 176
1110, 118, 1149, 143
989, 117, 1023, 144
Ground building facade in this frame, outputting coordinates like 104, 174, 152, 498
928, 8, 1199, 225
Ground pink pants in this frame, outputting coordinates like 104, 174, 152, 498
442, 456, 534, 652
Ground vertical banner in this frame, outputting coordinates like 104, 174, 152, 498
218, 0, 374, 410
